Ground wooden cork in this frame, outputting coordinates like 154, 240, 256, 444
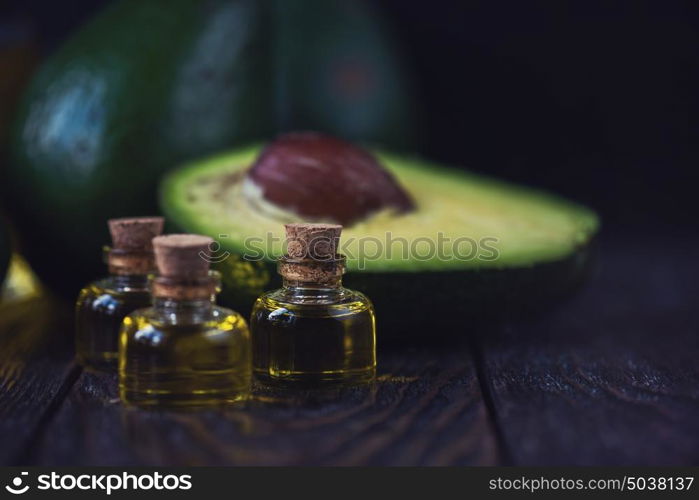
107, 216, 163, 274
281, 223, 345, 284
151, 234, 218, 299
152, 234, 214, 279
278, 257, 345, 286
285, 223, 342, 260
109, 217, 164, 252
151, 274, 219, 300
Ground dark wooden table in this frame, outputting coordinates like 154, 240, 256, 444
1, 231, 697, 466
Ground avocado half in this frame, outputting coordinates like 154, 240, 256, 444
160, 146, 598, 333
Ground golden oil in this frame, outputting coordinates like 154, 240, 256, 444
251, 286, 376, 385
119, 297, 251, 406
76, 275, 150, 370
250, 223, 376, 386
119, 234, 251, 407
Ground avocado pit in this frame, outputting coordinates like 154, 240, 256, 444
244, 132, 415, 225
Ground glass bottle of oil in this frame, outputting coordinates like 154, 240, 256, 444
76, 217, 163, 371
250, 223, 376, 385
119, 234, 251, 406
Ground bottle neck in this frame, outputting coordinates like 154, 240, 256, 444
150, 271, 220, 303
153, 296, 216, 323
105, 246, 155, 276
107, 273, 150, 291
279, 277, 346, 304
282, 276, 343, 289
277, 255, 346, 291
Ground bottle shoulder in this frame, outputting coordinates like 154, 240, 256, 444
346, 289, 373, 307
252, 287, 374, 319
78, 276, 149, 298
121, 305, 249, 334
212, 306, 249, 331
76, 281, 150, 314
122, 306, 153, 321
77, 279, 108, 300
257, 286, 372, 305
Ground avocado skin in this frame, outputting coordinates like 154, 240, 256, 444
6, 0, 413, 295
346, 241, 596, 336
208, 242, 595, 337
0, 220, 9, 287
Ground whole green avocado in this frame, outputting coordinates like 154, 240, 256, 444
6, 0, 414, 294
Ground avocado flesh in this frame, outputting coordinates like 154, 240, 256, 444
160, 147, 598, 329
162, 147, 597, 270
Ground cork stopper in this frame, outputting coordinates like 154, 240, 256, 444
278, 256, 345, 285
151, 234, 219, 299
280, 223, 345, 284
285, 223, 342, 260
152, 234, 214, 279
109, 217, 164, 252
106, 216, 163, 275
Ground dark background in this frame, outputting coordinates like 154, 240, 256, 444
0, 0, 697, 466
2, 0, 694, 234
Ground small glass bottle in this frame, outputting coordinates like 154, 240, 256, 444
119, 234, 251, 406
76, 217, 164, 371
251, 223, 376, 385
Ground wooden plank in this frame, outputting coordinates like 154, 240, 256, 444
32, 345, 500, 466
478, 234, 699, 465
0, 293, 78, 465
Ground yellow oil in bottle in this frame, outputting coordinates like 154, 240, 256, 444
76, 275, 151, 371
251, 288, 376, 385
119, 299, 251, 406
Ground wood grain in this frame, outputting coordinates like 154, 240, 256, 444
477, 234, 699, 465
0, 295, 78, 464
30, 345, 499, 466
4, 232, 697, 466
